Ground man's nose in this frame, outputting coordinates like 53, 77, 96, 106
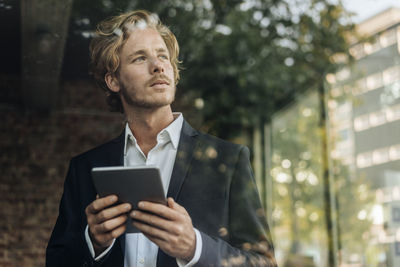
150, 58, 164, 74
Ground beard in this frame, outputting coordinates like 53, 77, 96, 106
119, 76, 176, 109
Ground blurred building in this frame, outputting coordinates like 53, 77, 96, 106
327, 7, 400, 266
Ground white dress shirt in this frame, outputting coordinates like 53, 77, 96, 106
85, 113, 202, 267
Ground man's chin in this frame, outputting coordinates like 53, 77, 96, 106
125, 98, 175, 110
120, 83, 176, 109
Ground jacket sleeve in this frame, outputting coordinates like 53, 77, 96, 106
45, 158, 118, 267
196, 146, 277, 267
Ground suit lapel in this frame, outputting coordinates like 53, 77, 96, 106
157, 120, 199, 266
166, 120, 198, 200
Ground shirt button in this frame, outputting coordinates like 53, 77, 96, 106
139, 258, 145, 264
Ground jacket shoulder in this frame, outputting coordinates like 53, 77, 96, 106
70, 131, 125, 167
195, 131, 248, 156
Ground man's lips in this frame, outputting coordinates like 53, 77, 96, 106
151, 80, 169, 87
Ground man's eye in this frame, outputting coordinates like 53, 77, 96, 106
159, 54, 169, 60
133, 56, 146, 62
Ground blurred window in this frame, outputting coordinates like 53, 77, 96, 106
383, 65, 400, 85
357, 151, 373, 168
353, 78, 367, 95
381, 28, 397, 48
369, 110, 387, 127
364, 39, 381, 55
389, 144, 400, 161
354, 114, 370, 131
350, 43, 365, 60
366, 72, 383, 91
386, 103, 400, 122
372, 147, 390, 165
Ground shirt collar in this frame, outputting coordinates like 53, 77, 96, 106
161, 112, 183, 149
124, 112, 183, 155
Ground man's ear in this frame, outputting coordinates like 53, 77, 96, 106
105, 73, 120, 93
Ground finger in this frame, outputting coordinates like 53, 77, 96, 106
137, 201, 178, 220
87, 195, 118, 214
92, 214, 128, 234
167, 198, 174, 208
109, 223, 127, 239
96, 223, 127, 245
132, 220, 169, 242
141, 233, 168, 249
130, 210, 176, 231
135, 226, 172, 255
133, 221, 195, 260
94, 203, 131, 224
131, 210, 188, 236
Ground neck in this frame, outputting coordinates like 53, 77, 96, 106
125, 105, 174, 155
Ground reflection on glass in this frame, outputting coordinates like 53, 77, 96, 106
270, 91, 326, 267
327, 8, 400, 266
268, 8, 400, 267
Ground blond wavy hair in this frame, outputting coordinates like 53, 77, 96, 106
89, 10, 181, 113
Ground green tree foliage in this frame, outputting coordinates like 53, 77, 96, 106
332, 159, 376, 264
68, 0, 354, 139
270, 91, 328, 260
270, 90, 374, 266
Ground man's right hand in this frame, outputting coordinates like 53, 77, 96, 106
85, 195, 131, 256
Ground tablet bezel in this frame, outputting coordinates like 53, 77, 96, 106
91, 165, 167, 233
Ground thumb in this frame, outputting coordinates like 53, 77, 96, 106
167, 197, 187, 214
167, 197, 175, 208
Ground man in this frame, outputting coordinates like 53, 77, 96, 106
46, 10, 276, 267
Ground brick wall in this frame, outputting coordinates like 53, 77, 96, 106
0, 79, 125, 267
0, 73, 210, 266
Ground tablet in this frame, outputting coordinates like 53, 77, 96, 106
91, 165, 167, 233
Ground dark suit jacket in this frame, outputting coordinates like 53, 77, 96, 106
46, 121, 276, 267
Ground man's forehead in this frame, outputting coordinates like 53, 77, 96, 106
122, 28, 168, 54
127, 29, 165, 45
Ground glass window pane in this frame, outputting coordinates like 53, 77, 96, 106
268, 14, 400, 267
329, 22, 400, 266
270, 91, 327, 266
381, 28, 397, 48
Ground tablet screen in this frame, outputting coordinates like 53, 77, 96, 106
91, 165, 166, 233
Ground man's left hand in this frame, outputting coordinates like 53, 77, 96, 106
130, 197, 196, 262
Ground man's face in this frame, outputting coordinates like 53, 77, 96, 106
114, 27, 176, 109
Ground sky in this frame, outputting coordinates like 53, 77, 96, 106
342, 0, 400, 23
